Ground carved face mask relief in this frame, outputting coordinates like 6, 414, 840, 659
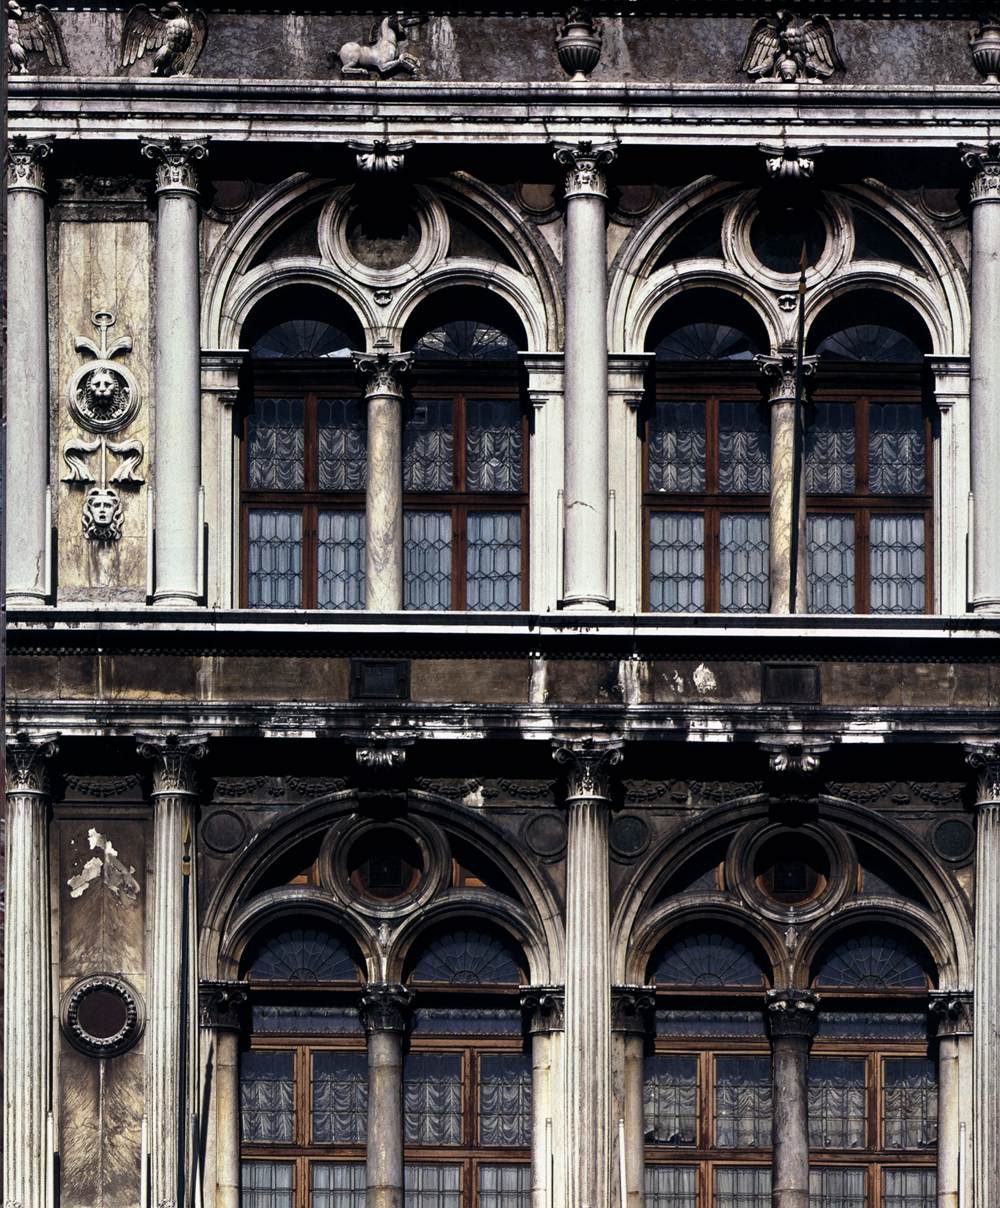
82, 487, 124, 541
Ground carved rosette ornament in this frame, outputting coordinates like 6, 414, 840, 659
137, 732, 209, 795
198, 981, 248, 1030
62, 974, 145, 1056
611, 985, 656, 1035
6, 134, 53, 193
5, 730, 59, 795
139, 135, 209, 197
520, 985, 566, 1034
552, 139, 618, 201
553, 736, 624, 802
962, 142, 1000, 204
360, 982, 412, 1034
755, 346, 820, 404
352, 349, 413, 401
929, 989, 974, 1037
766, 988, 820, 1040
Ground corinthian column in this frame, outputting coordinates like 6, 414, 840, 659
962, 143, 1000, 611
966, 742, 1000, 1202
930, 990, 974, 1208
552, 141, 618, 611
360, 982, 412, 1208
352, 349, 413, 611
3, 731, 58, 1208
198, 982, 248, 1208
755, 347, 818, 614
139, 732, 208, 1208
767, 989, 819, 1208
552, 737, 623, 1208
140, 137, 209, 607
6, 137, 54, 605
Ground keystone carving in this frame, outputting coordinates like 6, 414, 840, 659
552, 139, 618, 200
766, 988, 819, 1039
348, 138, 415, 174
6, 134, 53, 193
120, 2, 207, 77
137, 732, 209, 795
741, 12, 843, 82
760, 736, 831, 777
334, 14, 422, 79
552, 736, 624, 802
5, 730, 59, 794
7, 1, 67, 74
360, 982, 412, 1033
961, 142, 1000, 204
521, 985, 566, 1033
758, 142, 825, 180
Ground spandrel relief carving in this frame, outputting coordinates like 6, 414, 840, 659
333, 14, 422, 78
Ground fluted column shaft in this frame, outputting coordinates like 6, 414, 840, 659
141, 138, 209, 607
5, 138, 53, 604
353, 351, 413, 611
767, 990, 818, 1208
3, 733, 58, 1208
199, 983, 247, 1208
553, 141, 618, 611
963, 144, 1000, 611
361, 983, 411, 1208
140, 734, 207, 1208
554, 739, 622, 1208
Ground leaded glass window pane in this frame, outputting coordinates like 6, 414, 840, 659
649, 513, 705, 613
479, 1054, 532, 1146
643, 1055, 697, 1145
312, 1164, 366, 1208
242, 1161, 294, 1208
252, 320, 353, 360
807, 515, 855, 614
404, 511, 452, 610
318, 511, 365, 610
404, 1166, 462, 1208
414, 321, 518, 361
808, 1057, 866, 1148
466, 399, 522, 492
643, 1166, 697, 1208
869, 404, 925, 494
806, 403, 855, 494
653, 931, 765, 988
883, 1169, 936, 1208
883, 1058, 937, 1150
814, 932, 929, 990
467, 512, 521, 610
870, 515, 925, 614
410, 928, 522, 985
248, 510, 302, 608
715, 1056, 772, 1147
312, 1051, 368, 1143
808, 1167, 865, 1208
649, 402, 706, 493
241, 1051, 294, 1143
248, 398, 305, 489
720, 514, 769, 612
404, 400, 454, 491
714, 1166, 771, 1208
404, 1053, 462, 1144
719, 401, 769, 493
318, 399, 366, 490
247, 926, 358, 983
478, 1166, 531, 1208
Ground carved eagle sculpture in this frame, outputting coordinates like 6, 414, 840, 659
119, 2, 207, 77
7, 0, 66, 74
740, 11, 843, 83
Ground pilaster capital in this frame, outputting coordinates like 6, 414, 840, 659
520, 984, 565, 1034
611, 984, 656, 1035
552, 736, 624, 803
766, 988, 819, 1041
201, 348, 249, 408
961, 141, 1000, 203
965, 741, 1000, 806
136, 731, 209, 795
552, 139, 619, 200
6, 135, 54, 194
754, 346, 819, 404
140, 136, 209, 197
360, 982, 412, 1034
198, 980, 248, 1030
5, 730, 60, 795
352, 348, 414, 401
929, 989, 973, 1038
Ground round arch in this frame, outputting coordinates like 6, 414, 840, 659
393, 902, 538, 986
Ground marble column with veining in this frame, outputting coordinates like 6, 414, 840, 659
767, 989, 819, 1208
139, 733, 208, 1208
967, 743, 1000, 1204
361, 982, 412, 1208
611, 987, 654, 1208
353, 351, 413, 611
140, 137, 209, 607
5, 137, 54, 605
553, 738, 622, 1208
521, 987, 566, 1208
552, 141, 618, 611
930, 990, 973, 1208
755, 349, 817, 614
3, 732, 59, 1208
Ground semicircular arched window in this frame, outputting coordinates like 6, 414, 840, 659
413, 319, 519, 362
408, 926, 524, 985
250, 318, 356, 360
814, 323, 924, 365
812, 929, 932, 990
652, 321, 761, 363
651, 928, 767, 988
243, 924, 360, 983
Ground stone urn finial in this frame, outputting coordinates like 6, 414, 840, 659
555, 6, 602, 82
971, 15, 1000, 83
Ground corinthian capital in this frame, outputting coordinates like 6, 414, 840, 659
5, 730, 59, 794
766, 988, 819, 1041
352, 348, 413, 400
136, 732, 209, 795
360, 982, 412, 1034
198, 981, 248, 1030
6, 135, 54, 194
929, 989, 973, 1038
139, 136, 209, 196
754, 345, 819, 404
552, 139, 619, 200
552, 736, 624, 802
961, 142, 1000, 203
966, 741, 1000, 806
